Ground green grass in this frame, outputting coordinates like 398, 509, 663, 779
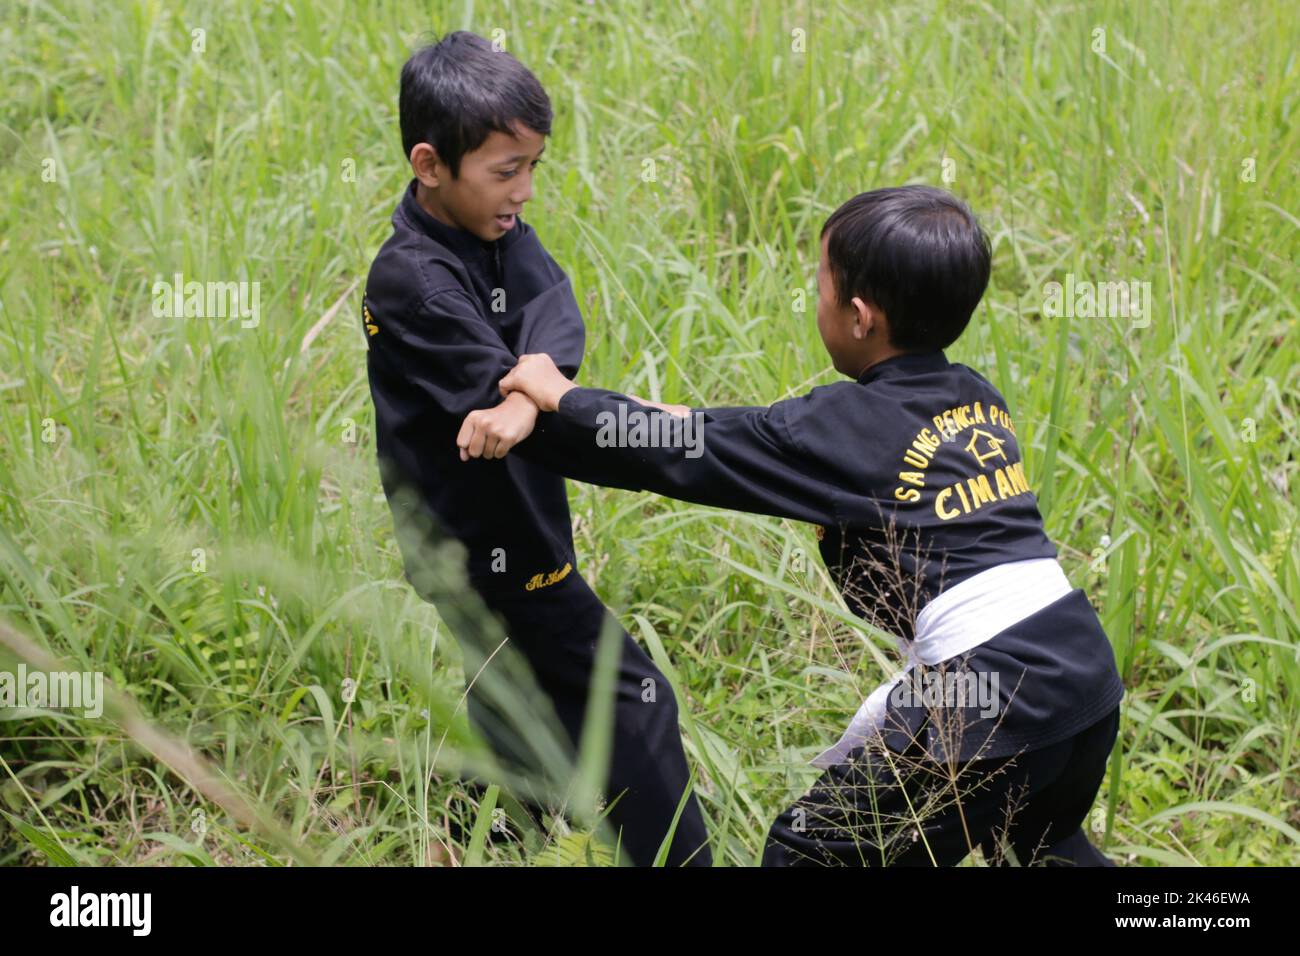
0, 0, 1297, 865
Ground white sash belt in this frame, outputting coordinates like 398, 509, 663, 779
809, 557, 1074, 769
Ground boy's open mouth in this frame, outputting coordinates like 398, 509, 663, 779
494, 213, 517, 229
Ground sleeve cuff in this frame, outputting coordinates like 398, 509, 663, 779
555, 386, 582, 417
556, 385, 605, 419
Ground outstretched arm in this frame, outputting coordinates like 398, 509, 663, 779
482, 353, 843, 526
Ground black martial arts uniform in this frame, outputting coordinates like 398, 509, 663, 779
536, 350, 1126, 865
361, 179, 710, 867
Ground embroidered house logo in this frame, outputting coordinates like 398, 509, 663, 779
151, 272, 260, 328
963, 429, 1007, 467
524, 561, 572, 591
49, 886, 151, 936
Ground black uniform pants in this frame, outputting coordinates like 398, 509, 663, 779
453, 570, 711, 867
762, 705, 1120, 866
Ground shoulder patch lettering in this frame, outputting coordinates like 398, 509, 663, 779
363, 296, 379, 338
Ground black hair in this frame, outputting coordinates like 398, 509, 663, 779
820, 186, 992, 351
399, 31, 552, 177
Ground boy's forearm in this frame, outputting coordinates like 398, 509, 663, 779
513, 405, 649, 492
551, 389, 716, 494
500, 388, 539, 413
686, 404, 767, 420
546, 386, 839, 526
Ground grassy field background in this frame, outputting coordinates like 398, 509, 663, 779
1, 0, 1297, 865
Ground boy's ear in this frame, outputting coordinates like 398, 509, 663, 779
409, 143, 444, 188
849, 296, 877, 340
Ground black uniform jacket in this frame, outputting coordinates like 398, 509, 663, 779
543, 351, 1126, 761
362, 179, 595, 595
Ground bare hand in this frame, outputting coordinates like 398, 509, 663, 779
498, 353, 576, 412
457, 392, 540, 460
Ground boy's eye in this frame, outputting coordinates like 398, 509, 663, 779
497, 159, 544, 180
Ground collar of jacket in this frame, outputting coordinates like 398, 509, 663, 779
395, 178, 523, 260
855, 349, 950, 385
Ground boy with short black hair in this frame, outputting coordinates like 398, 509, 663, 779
362, 31, 710, 866
487, 185, 1126, 866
